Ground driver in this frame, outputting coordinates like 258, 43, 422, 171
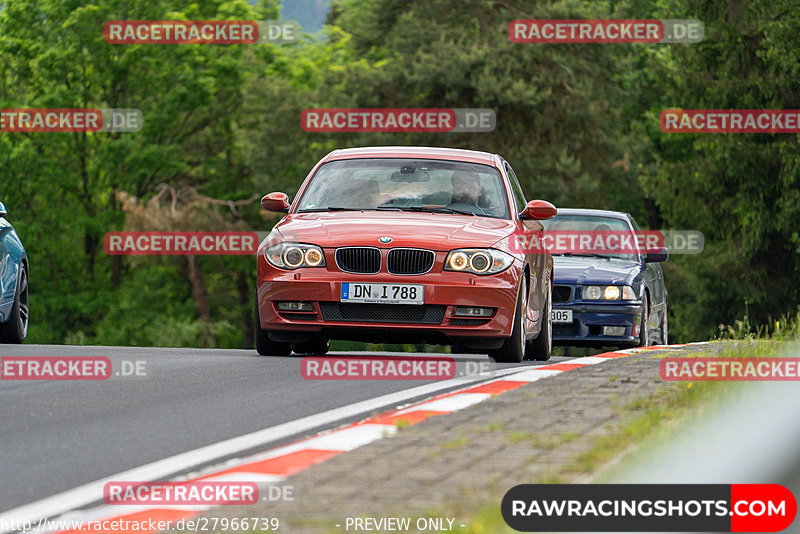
449, 170, 482, 206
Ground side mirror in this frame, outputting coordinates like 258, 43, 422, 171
0, 202, 6, 218
645, 247, 669, 263
520, 199, 557, 220
261, 192, 290, 213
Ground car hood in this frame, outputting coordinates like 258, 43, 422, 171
272, 211, 516, 251
553, 255, 641, 285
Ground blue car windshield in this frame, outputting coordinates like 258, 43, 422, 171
541, 215, 640, 260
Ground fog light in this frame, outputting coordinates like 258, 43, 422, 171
277, 302, 313, 312
603, 326, 625, 336
454, 306, 494, 317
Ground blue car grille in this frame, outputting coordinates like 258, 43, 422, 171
553, 285, 572, 303
553, 323, 579, 336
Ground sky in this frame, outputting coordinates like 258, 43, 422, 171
281, 0, 330, 33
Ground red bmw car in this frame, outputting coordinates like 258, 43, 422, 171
255, 147, 556, 362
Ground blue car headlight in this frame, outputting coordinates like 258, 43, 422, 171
583, 285, 636, 300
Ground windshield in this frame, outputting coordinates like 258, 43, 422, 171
295, 158, 510, 219
541, 214, 640, 260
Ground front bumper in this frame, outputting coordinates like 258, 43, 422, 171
552, 300, 643, 347
257, 250, 523, 345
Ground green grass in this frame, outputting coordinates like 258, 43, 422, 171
506, 431, 535, 444
717, 307, 800, 341
440, 436, 470, 450
477, 421, 504, 433
410, 332, 798, 534
568, 338, 795, 475
304, 314, 800, 534
394, 418, 411, 430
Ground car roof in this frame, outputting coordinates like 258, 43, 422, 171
323, 146, 499, 166
554, 208, 630, 220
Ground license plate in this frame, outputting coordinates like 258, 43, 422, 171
551, 309, 573, 323
341, 282, 424, 305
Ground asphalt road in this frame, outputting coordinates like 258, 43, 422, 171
0, 344, 570, 514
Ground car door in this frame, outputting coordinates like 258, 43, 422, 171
628, 214, 666, 313
504, 162, 547, 329
0, 217, 10, 308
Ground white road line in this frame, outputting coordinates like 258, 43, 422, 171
573, 356, 612, 365
261, 423, 398, 455
505, 368, 563, 382
397, 392, 492, 413
0, 362, 544, 529
201, 472, 285, 484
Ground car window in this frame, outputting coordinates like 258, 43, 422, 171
541, 214, 639, 259
296, 158, 511, 219
505, 163, 527, 215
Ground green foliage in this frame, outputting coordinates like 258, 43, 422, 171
0, 0, 263, 346
320, 0, 645, 212
628, 0, 800, 341
1, 0, 798, 347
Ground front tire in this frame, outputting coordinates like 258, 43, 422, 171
0, 265, 28, 344
254, 299, 292, 356
294, 337, 330, 355
529, 281, 552, 361
660, 304, 669, 345
637, 297, 650, 347
490, 283, 526, 363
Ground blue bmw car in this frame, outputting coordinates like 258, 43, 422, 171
543, 208, 668, 348
0, 201, 29, 343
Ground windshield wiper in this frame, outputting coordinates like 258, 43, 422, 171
555, 253, 613, 259
297, 206, 363, 212
300, 205, 480, 216
377, 206, 478, 216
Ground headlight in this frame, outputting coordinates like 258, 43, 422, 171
584, 286, 603, 300
266, 242, 326, 270
604, 286, 620, 300
444, 249, 514, 275
583, 285, 637, 300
